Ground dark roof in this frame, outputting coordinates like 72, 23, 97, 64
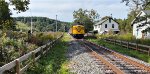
131, 10, 150, 26
143, 10, 150, 15
94, 17, 118, 26
72, 22, 83, 26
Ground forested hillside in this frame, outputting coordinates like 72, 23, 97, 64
13, 17, 71, 32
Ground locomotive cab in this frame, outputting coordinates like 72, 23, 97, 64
70, 25, 85, 39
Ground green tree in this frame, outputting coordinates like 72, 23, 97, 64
0, 0, 30, 30
122, 0, 150, 33
73, 8, 99, 32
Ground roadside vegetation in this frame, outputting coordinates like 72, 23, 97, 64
88, 39, 150, 63
0, 30, 60, 67
26, 33, 71, 74
96, 33, 150, 46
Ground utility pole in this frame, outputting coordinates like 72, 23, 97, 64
31, 16, 33, 33
30, 8, 33, 34
56, 15, 57, 32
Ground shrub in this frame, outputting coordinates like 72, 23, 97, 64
28, 32, 55, 46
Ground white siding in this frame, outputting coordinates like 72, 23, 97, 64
93, 19, 119, 34
132, 11, 150, 39
100, 20, 119, 33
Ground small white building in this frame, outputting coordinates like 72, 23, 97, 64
131, 10, 150, 39
93, 17, 120, 34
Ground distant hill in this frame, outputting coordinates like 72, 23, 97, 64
13, 17, 71, 32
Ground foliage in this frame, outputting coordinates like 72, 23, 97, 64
0, 0, 30, 30
10, 0, 30, 13
0, 1, 14, 30
28, 32, 54, 46
122, 0, 145, 11
73, 8, 99, 32
114, 14, 133, 33
88, 39, 150, 63
122, 0, 150, 33
95, 33, 150, 46
95, 34, 113, 39
0, 32, 37, 66
13, 17, 71, 32
0, 31, 59, 67
27, 33, 70, 74
16, 21, 30, 31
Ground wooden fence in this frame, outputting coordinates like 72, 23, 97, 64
104, 38, 150, 56
0, 34, 63, 74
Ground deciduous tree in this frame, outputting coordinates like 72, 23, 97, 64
73, 8, 99, 32
0, 0, 30, 30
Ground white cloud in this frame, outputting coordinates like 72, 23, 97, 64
11, 0, 129, 22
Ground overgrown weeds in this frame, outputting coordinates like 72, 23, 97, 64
96, 33, 150, 46
0, 31, 60, 66
26, 33, 70, 74
88, 39, 150, 63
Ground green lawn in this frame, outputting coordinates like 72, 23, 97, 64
26, 33, 71, 74
88, 39, 150, 63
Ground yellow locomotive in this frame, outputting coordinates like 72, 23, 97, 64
69, 24, 85, 39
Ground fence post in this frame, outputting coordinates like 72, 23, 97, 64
120, 40, 122, 46
32, 51, 35, 64
148, 48, 150, 56
136, 43, 138, 51
41, 47, 43, 55
114, 39, 115, 45
46, 45, 48, 53
111, 39, 112, 43
53, 40, 55, 45
127, 41, 129, 49
50, 42, 52, 48
16, 59, 20, 74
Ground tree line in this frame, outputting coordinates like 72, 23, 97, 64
13, 17, 71, 32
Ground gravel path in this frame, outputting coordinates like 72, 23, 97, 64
67, 40, 106, 74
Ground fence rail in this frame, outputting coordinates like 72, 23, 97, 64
104, 38, 150, 56
0, 34, 63, 74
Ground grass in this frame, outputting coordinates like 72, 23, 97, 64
96, 33, 150, 46
26, 33, 71, 74
88, 39, 150, 63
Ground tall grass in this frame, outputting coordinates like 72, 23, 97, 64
96, 33, 150, 46
88, 39, 150, 63
0, 31, 60, 67
26, 33, 70, 74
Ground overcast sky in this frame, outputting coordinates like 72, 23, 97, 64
11, 0, 129, 22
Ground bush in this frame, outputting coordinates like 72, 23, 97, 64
28, 32, 56, 46
0, 31, 61, 67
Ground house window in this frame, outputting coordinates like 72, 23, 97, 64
112, 24, 114, 28
105, 24, 107, 28
98, 25, 100, 28
137, 29, 139, 36
145, 32, 147, 36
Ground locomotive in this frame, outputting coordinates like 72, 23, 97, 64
69, 24, 85, 39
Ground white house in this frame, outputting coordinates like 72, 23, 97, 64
131, 10, 150, 39
93, 17, 120, 34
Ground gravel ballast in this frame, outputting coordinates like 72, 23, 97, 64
67, 40, 108, 74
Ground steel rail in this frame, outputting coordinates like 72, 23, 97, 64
84, 40, 150, 73
83, 43, 125, 74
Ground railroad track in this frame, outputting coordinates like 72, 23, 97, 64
77, 39, 150, 74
